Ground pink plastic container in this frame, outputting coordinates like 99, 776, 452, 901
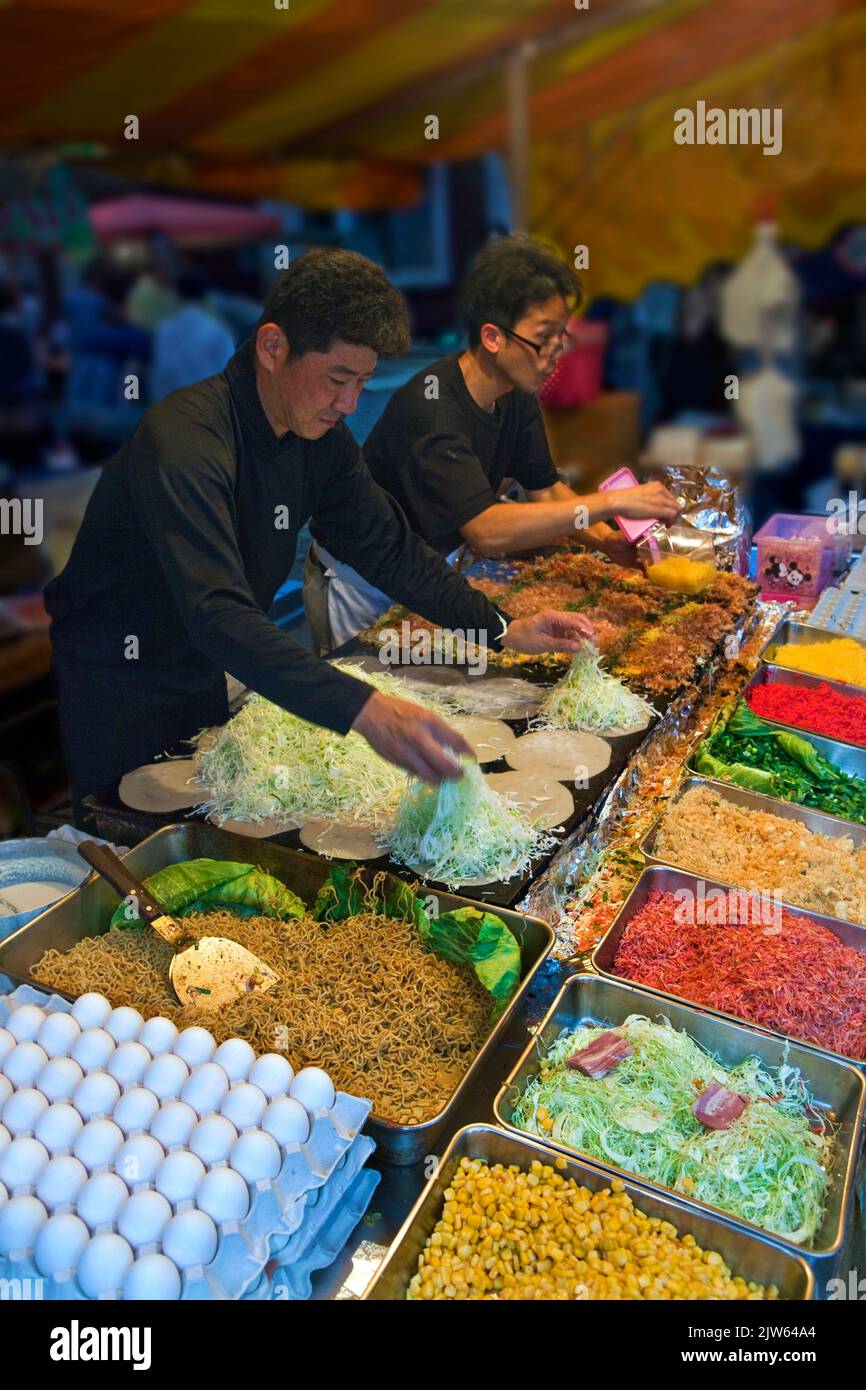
754, 514, 835, 601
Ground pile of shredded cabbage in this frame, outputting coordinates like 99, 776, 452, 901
512, 1015, 831, 1245
193, 663, 447, 829
535, 646, 654, 733
383, 756, 556, 889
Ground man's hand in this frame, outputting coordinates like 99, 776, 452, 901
503, 609, 594, 655
615, 482, 679, 522
351, 689, 473, 782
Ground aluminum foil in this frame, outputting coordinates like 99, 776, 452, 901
519, 599, 790, 956
655, 463, 751, 573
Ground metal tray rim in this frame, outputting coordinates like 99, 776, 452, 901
591, 863, 866, 1068
363, 1122, 816, 1300
492, 973, 864, 1261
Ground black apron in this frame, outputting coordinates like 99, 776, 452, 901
52, 650, 229, 826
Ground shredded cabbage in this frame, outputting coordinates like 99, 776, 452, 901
512, 1015, 831, 1245
535, 646, 655, 733
383, 756, 556, 889
193, 663, 447, 829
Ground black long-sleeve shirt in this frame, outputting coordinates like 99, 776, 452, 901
44, 341, 507, 736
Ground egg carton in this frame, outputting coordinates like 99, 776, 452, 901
250, 1167, 381, 1301
0, 988, 378, 1300
270, 1131, 376, 1269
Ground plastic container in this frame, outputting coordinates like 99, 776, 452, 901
755, 514, 835, 602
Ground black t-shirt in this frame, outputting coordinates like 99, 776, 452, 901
44, 341, 508, 739
358, 354, 558, 554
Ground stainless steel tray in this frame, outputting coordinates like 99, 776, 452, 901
686, 701, 866, 814
741, 663, 866, 751
760, 618, 866, 686
363, 1123, 815, 1299
493, 975, 864, 1260
592, 864, 866, 1067
641, 774, 866, 889
0, 823, 554, 1167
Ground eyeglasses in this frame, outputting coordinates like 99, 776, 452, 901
492, 324, 574, 359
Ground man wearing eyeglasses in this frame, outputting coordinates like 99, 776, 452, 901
306, 235, 678, 653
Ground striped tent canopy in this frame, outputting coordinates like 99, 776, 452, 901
2, 0, 864, 296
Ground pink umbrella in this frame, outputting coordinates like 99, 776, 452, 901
91, 194, 281, 248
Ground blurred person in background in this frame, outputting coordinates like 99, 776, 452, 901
0, 279, 50, 467
150, 268, 236, 402
64, 260, 150, 448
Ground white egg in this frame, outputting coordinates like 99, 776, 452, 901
0, 1076, 10, 1110
0, 1027, 15, 1067
161, 1208, 218, 1269
212, 1038, 255, 1083
114, 1135, 164, 1188
195, 1166, 250, 1224
73, 1118, 124, 1172
189, 1115, 237, 1167
0, 1194, 48, 1254
77, 1231, 135, 1298
0, 1123, 9, 1156
0, 1136, 50, 1191
3, 1087, 49, 1137
37, 1012, 81, 1059
37, 1056, 84, 1104
174, 1026, 216, 1068
181, 1063, 229, 1117
220, 1082, 267, 1131
0, 1180, 6, 1207
7, 1004, 46, 1042
229, 1129, 281, 1184
3, 1041, 49, 1088
34, 1103, 83, 1155
150, 1100, 198, 1150
73, 1071, 121, 1122
138, 1017, 178, 1055
71, 1028, 115, 1071
154, 1150, 206, 1205
34, 1211, 90, 1276
117, 1189, 172, 1249
262, 1096, 310, 1147
35, 1155, 89, 1211
113, 1087, 160, 1137
122, 1252, 181, 1301
76, 1172, 129, 1230
107, 1041, 151, 1088
248, 1053, 294, 1099
71, 993, 112, 1030
289, 1066, 335, 1113
142, 1053, 189, 1101
105, 1007, 144, 1044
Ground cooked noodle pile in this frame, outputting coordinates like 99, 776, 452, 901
33, 910, 492, 1125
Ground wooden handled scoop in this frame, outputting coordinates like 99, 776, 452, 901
77, 841, 279, 1011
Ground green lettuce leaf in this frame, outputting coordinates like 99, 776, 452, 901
110, 858, 305, 929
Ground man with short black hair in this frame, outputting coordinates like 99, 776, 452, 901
46, 249, 592, 818
308, 236, 677, 650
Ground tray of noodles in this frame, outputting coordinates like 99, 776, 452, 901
0, 824, 554, 1166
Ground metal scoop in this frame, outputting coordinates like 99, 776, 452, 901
77, 841, 279, 1011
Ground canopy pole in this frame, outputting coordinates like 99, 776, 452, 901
506, 43, 532, 234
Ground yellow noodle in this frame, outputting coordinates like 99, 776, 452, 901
33, 910, 492, 1125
